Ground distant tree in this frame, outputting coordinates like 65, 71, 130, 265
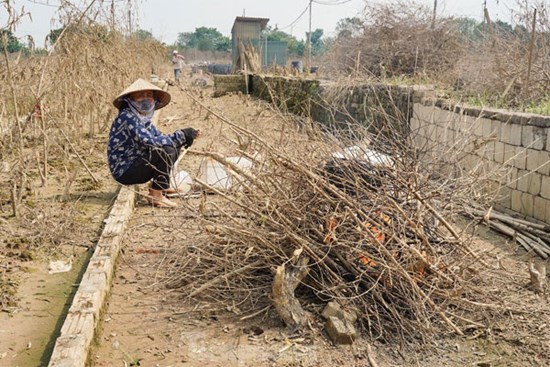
47, 24, 112, 46
494, 20, 514, 37
263, 26, 304, 55
454, 17, 482, 42
306, 28, 325, 55
513, 24, 529, 41
176, 27, 230, 52
47, 27, 65, 45
495, 20, 514, 34
0, 29, 23, 53
215, 37, 231, 52
134, 29, 154, 40
296, 41, 305, 56
176, 32, 195, 48
335, 17, 363, 39
454, 17, 530, 46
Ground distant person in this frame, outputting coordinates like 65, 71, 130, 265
171, 50, 185, 82
291, 60, 303, 73
108, 78, 200, 208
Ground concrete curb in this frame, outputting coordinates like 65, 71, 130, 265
47, 185, 136, 367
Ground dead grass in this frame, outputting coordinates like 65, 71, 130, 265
0, 0, 167, 307
323, 0, 550, 110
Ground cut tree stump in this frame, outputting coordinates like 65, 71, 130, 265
272, 256, 310, 331
528, 258, 547, 294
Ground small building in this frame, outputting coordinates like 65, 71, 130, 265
231, 16, 269, 72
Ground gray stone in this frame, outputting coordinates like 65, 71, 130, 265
321, 301, 342, 319
325, 316, 356, 345
526, 149, 542, 172
467, 115, 482, 136
321, 301, 358, 324
496, 186, 512, 207
506, 167, 518, 190
522, 193, 535, 217
503, 143, 516, 166
492, 120, 502, 140
517, 169, 531, 192
483, 141, 496, 161
528, 172, 542, 196
527, 114, 550, 128
410, 116, 420, 131
482, 118, 496, 137
463, 106, 481, 118
511, 190, 523, 213
534, 151, 550, 175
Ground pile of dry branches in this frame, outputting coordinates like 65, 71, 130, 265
162, 93, 502, 343
326, 1, 465, 81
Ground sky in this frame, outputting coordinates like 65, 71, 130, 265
2, 0, 520, 46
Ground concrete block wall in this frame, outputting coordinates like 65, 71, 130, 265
249, 75, 427, 140
250, 74, 320, 117
411, 100, 550, 223
213, 75, 248, 97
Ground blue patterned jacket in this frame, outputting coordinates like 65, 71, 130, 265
107, 107, 187, 180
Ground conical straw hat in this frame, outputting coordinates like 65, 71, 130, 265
113, 78, 171, 110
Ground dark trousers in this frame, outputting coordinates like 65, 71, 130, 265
117, 145, 179, 190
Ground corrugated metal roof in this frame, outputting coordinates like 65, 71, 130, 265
232, 16, 270, 32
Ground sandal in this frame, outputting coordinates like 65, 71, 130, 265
162, 186, 191, 198
145, 195, 178, 208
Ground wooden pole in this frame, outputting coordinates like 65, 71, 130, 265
525, 8, 537, 97
307, 0, 312, 73
355, 50, 361, 77
111, 0, 115, 31
431, 0, 437, 30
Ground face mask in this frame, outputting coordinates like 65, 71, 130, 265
133, 99, 155, 113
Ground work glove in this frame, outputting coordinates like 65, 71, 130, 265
180, 127, 198, 148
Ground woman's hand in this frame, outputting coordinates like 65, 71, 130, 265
181, 127, 199, 140
180, 127, 201, 149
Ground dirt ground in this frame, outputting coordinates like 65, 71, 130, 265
90, 76, 550, 367
1, 68, 549, 367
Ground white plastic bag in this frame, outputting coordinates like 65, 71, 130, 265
199, 156, 253, 191
170, 169, 193, 194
